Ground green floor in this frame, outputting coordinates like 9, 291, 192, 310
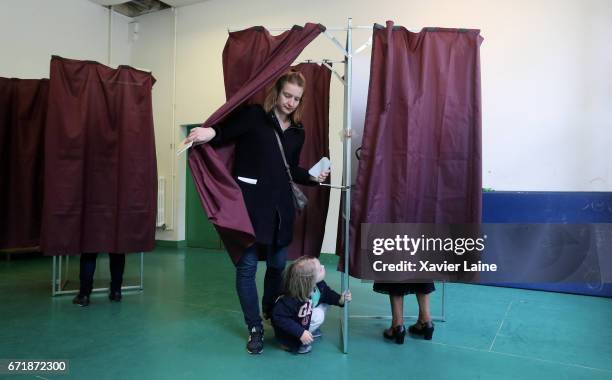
1, 247, 611, 380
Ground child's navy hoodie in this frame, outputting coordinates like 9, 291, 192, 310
272, 280, 343, 352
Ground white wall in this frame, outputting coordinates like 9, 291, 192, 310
130, 9, 180, 241
0, 0, 132, 78
131, 0, 612, 249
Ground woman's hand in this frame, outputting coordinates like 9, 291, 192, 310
339, 290, 352, 306
300, 330, 314, 345
312, 169, 330, 183
184, 127, 216, 145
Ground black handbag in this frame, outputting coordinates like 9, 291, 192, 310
273, 130, 308, 211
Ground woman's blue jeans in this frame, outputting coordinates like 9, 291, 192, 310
235, 243, 288, 330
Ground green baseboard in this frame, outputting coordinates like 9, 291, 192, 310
155, 240, 187, 249
318, 252, 339, 265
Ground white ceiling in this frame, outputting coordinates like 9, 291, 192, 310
89, 0, 209, 7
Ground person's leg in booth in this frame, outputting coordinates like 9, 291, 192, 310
73, 253, 98, 307
108, 253, 125, 301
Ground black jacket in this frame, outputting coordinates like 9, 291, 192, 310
210, 105, 316, 247
271, 280, 342, 352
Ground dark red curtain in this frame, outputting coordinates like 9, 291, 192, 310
338, 22, 483, 277
286, 63, 331, 260
222, 26, 281, 104
0, 78, 48, 251
222, 27, 332, 259
42, 56, 158, 255
188, 23, 325, 263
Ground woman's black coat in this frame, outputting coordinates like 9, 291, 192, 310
210, 105, 316, 248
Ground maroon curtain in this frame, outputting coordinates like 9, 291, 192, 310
42, 56, 158, 255
188, 23, 325, 263
222, 28, 332, 259
338, 22, 483, 277
286, 63, 331, 260
0, 78, 48, 251
222, 26, 281, 104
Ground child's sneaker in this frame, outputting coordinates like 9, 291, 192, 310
297, 344, 312, 354
311, 328, 322, 338
246, 326, 264, 354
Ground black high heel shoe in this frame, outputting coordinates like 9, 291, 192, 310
408, 320, 434, 340
383, 325, 406, 344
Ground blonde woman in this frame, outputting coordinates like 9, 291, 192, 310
186, 71, 330, 354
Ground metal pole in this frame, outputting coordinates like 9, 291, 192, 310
441, 281, 446, 321
341, 17, 353, 355
58, 255, 63, 292
65, 255, 70, 279
227, 26, 372, 33
107, 7, 113, 66
52, 256, 57, 296
140, 252, 144, 290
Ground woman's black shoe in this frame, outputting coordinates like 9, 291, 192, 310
408, 320, 434, 340
383, 325, 406, 344
109, 291, 122, 302
72, 294, 90, 307
109, 283, 122, 302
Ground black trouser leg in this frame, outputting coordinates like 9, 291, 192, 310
109, 253, 125, 292
262, 244, 288, 318
79, 253, 98, 296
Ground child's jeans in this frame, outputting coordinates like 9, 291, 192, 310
309, 303, 329, 332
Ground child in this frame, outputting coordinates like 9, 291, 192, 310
272, 256, 351, 354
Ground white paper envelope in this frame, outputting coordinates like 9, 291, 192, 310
308, 157, 331, 177
176, 141, 193, 156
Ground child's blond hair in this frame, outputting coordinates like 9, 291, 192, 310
283, 256, 318, 302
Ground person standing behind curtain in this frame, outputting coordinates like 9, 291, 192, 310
374, 282, 435, 343
72, 253, 125, 306
185, 70, 330, 354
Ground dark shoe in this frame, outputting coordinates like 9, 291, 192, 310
109, 282, 122, 302
383, 325, 406, 344
72, 294, 90, 307
409, 320, 434, 340
109, 290, 122, 302
246, 326, 264, 354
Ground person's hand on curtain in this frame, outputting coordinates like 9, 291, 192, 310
185, 127, 216, 144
